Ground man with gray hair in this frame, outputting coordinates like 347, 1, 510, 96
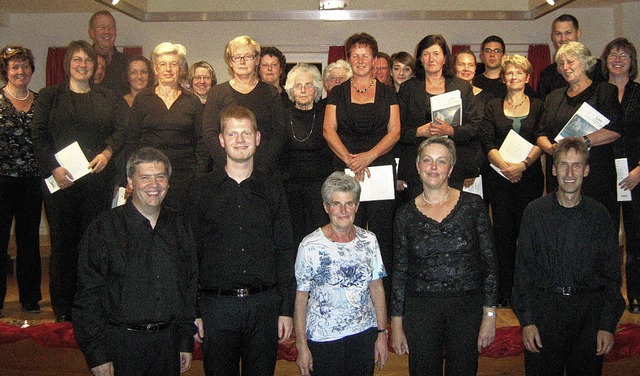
73, 147, 197, 376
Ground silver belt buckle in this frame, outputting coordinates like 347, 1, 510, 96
562, 287, 571, 296
237, 288, 249, 298
146, 323, 160, 332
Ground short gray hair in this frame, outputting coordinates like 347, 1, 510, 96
126, 147, 172, 178
284, 63, 323, 103
555, 41, 597, 73
416, 136, 457, 167
322, 59, 353, 83
321, 172, 361, 204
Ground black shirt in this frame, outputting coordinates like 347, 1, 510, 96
473, 74, 538, 100
73, 201, 198, 368
101, 47, 129, 98
537, 59, 606, 100
186, 168, 296, 316
512, 194, 625, 332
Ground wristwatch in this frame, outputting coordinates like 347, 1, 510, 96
583, 135, 592, 149
378, 328, 389, 334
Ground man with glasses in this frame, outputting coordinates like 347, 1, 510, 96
537, 14, 605, 99
475, 35, 508, 99
372, 52, 391, 86
88, 10, 128, 96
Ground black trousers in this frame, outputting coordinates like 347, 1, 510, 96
307, 327, 377, 376
106, 324, 181, 376
43, 165, 114, 317
524, 291, 605, 375
485, 165, 543, 300
0, 176, 42, 308
199, 289, 280, 376
623, 194, 640, 300
285, 180, 328, 246
404, 293, 484, 376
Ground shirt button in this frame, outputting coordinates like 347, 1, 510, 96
241, 248, 245, 252
243, 270, 246, 274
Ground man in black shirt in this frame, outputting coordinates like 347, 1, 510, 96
537, 14, 605, 100
475, 35, 507, 99
88, 10, 129, 97
512, 139, 625, 375
73, 147, 198, 375
187, 105, 295, 375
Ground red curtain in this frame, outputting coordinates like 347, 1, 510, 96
45, 46, 143, 87
45, 47, 67, 87
452, 44, 471, 56
527, 44, 551, 92
328, 46, 346, 64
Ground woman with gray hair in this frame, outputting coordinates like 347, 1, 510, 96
537, 41, 622, 224
322, 59, 352, 97
294, 171, 388, 376
188, 61, 216, 105
125, 42, 206, 212
282, 63, 332, 246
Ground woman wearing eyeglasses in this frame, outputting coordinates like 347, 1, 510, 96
202, 35, 286, 176
125, 42, 206, 212
32, 40, 125, 322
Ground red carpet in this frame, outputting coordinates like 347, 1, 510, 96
1, 323, 639, 362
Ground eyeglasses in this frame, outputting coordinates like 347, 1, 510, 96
71, 57, 94, 64
328, 76, 347, 83
193, 76, 212, 82
608, 52, 630, 60
230, 55, 256, 62
156, 61, 179, 70
374, 66, 389, 71
483, 48, 504, 55
294, 82, 315, 91
95, 25, 116, 32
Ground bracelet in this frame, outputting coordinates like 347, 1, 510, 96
522, 160, 529, 169
378, 328, 389, 334
484, 311, 496, 317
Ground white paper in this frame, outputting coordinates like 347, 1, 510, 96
462, 175, 484, 199
112, 186, 127, 208
344, 165, 395, 202
45, 141, 92, 194
616, 158, 632, 202
430, 90, 462, 126
490, 129, 534, 180
554, 102, 609, 142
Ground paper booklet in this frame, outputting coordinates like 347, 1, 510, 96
344, 165, 395, 202
554, 102, 610, 142
462, 175, 484, 199
44, 141, 92, 193
490, 129, 534, 180
430, 90, 462, 126
616, 158, 632, 202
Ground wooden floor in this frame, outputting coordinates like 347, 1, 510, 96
2, 240, 640, 375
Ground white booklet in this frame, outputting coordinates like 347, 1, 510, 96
44, 141, 92, 193
462, 175, 484, 199
616, 158, 632, 202
430, 90, 462, 126
490, 129, 534, 180
111, 186, 127, 208
344, 165, 395, 202
554, 102, 609, 142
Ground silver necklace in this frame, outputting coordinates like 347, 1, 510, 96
351, 79, 374, 93
291, 109, 316, 143
422, 188, 451, 205
5, 86, 29, 101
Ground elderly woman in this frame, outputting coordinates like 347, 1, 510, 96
602, 38, 640, 313
481, 54, 544, 308
123, 56, 154, 108
537, 41, 622, 225
294, 171, 388, 376
323, 32, 400, 304
390, 51, 415, 93
188, 61, 216, 105
397, 35, 481, 201
391, 136, 497, 375
202, 35, 286, 176
0, 45, 42, 315
126, 42, 206, 212
322, 59, 352, 97
32, 40, 125, 322
282, 63, 332, 246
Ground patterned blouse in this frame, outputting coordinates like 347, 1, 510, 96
0, 88, 39, 177
295, 226, 387, 342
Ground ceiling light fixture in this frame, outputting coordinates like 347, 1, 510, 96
320, 0, 348, 10
111, 0, 120, 4
546, 0, 555, 5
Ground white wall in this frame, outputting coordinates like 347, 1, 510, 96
0, 6, 632, 92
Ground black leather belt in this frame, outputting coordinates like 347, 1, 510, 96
124, 322, 171, 332
545, 286, 604, 296
199, 285, 275, 298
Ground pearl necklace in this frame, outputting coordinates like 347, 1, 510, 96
351, 79, 374, 93
5, 86, 30, 101
422, 188, 450, 205
290, 109, 316, 143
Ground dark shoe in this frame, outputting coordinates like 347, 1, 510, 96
56, 314, 72, 323
21, 302, 41, 314
629, 298, 640, 314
